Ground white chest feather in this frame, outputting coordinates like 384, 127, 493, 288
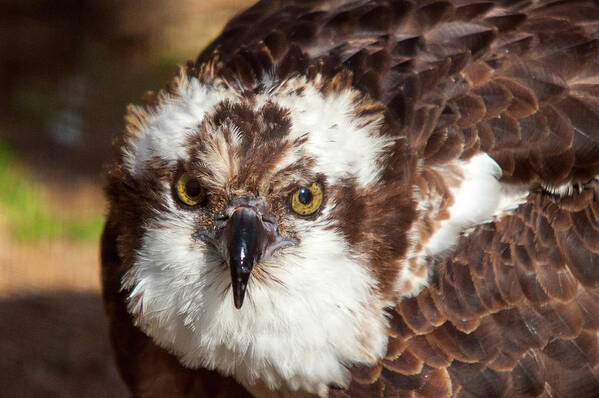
123, 205, 389, 397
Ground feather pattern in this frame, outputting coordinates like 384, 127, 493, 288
196, 0, 599, 186
102, 0, 599, 397
333, 182, 599, 397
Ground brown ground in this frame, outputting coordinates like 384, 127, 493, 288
0, 1, 254, 396
0, 225, 128, 397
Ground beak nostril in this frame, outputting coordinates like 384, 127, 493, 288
262, 215, 276, 225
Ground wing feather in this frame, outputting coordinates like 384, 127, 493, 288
335, 182, 599, 397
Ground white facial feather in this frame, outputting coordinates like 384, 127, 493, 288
126, 74, 391, 188
124, 200, 389, 397
122, 75, 392, 396
262, 79, 391, 187
124, 76, 236, 177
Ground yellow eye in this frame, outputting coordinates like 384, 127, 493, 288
291, 182, 324, 216
175, 173, 206, 207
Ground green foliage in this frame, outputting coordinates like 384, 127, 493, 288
0, 141, 103, 242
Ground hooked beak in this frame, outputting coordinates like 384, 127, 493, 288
194, 199, 298, 310
225, 207, 268, 309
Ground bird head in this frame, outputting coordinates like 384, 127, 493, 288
108, 68, 418, 396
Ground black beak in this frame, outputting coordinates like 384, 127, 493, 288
226, 207, 268, 309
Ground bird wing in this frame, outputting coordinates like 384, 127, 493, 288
333, 184, 599, 397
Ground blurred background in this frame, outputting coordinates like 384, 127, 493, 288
0, 1, 254, 396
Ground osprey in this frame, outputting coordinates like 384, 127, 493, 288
101, 0, 599, 397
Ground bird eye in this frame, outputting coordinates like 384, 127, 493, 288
175, 173, 206, 207
290, 182, 323, 216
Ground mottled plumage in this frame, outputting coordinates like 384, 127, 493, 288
102, 1, 599, 397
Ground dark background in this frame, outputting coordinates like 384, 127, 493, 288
0, 1, 254, 396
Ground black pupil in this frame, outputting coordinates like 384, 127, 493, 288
298, 188, 313, 205
185, 179, 203, 198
